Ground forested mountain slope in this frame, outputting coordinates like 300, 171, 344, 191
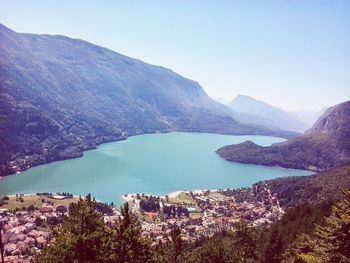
217, 101, 350, 171
0, 24, 293, 176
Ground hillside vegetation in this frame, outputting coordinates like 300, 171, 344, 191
0, 23, 294, 176
260, 164, 350, 208
33, 189, 350, 263
217, 101, 350, 171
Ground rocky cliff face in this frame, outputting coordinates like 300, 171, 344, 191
306, 102, 350, 136
0, 24, 293, 176
217, 101, 350, 172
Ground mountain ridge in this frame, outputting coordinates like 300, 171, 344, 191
228, 94, 310, 132
0, 23, 295, 176
217, 100, 350, 172
258, 163, 350, 208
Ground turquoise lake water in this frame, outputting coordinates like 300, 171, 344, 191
0, 132, 313, 204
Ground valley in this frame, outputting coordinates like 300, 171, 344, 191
0, 23, 295, 177
0, 5, 349, 261
0, 132, 311, 204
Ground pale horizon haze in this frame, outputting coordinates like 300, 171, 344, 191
1, 0, 349, 111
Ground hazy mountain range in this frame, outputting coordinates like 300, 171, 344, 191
0, 23, 296, 176
217, 100, 350, 172
213, 95, 326, 132
227, 95, 310, 132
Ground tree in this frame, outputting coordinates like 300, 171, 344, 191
33, 194, 108, 263
263, 228, 283, 263
190, 235, 227, 263
106, 202, 154, 263
298, 189, 350, 262
232, 221, 260, 262
170, 227, 183, 263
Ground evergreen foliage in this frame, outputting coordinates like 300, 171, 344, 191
33, 195, 154, 263
33, 194, 107, 263
32, 191, 350, 263
298, 190, 350, 262
105, 202, 154, 263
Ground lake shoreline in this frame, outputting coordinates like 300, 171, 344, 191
0, 133, 311, 203
1, 131, 288, 178
121, 189, 219, 203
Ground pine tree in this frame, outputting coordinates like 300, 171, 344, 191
298, 189, 350, 262
264, 228, 283, 263
34, 194, 108, 263
232, 221, 260, 262
169, 226, 183, 263
33, 195, 154, 263
106, 202, 154, 263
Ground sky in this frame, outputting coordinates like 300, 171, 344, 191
1, 1, 349, 111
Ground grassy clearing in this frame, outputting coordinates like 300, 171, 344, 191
1, 195, 79, 211
168, 192, 197, 206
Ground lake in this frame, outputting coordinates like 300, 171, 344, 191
0, 132, 312, 204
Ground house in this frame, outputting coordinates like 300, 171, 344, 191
56, 205, 68, 215
0, 208, 9, 215
144, 211, 158, 221
4, 243, 17, 256
51, 194, 66, 200
35, 236, 47, 249
40, 205, 54, 213
17, 241, 29, 254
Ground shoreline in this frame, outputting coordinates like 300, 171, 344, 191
2, 189, 223, 205
1, 131, 290, 178
4, 193, 81, 200
121, 189, 221, 203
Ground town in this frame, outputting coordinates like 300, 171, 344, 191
0, 193, 119, 263
124, 182, 284, 243
1, 183, 283, 262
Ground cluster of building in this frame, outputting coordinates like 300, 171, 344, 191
1, 193, 120, 263
0, 193, 76, 263
9, 157, 31, 174
1, 205, 63, 263
1, 184, 282, 261
127, 184, 283, 243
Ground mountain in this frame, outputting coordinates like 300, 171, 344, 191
213, 97, 230, 105
214, 95, 293, 130
228, 95, 309, 132
257, 163, 350, 208
217, 100, 350, 172
213, 96, 282, 129
0, 24, 296, 176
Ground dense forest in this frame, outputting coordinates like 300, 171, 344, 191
260, 164, 350, 208
34, 189, 350, 263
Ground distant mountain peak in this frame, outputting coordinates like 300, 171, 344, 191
234, 94, 262, 101
235, 94, 253, 99
228, 94, 309, 133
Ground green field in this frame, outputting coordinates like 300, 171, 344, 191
168, 192, 197, 206
1, 195, 79, 211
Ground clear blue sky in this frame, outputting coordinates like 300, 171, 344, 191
1, 1, 349, 111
